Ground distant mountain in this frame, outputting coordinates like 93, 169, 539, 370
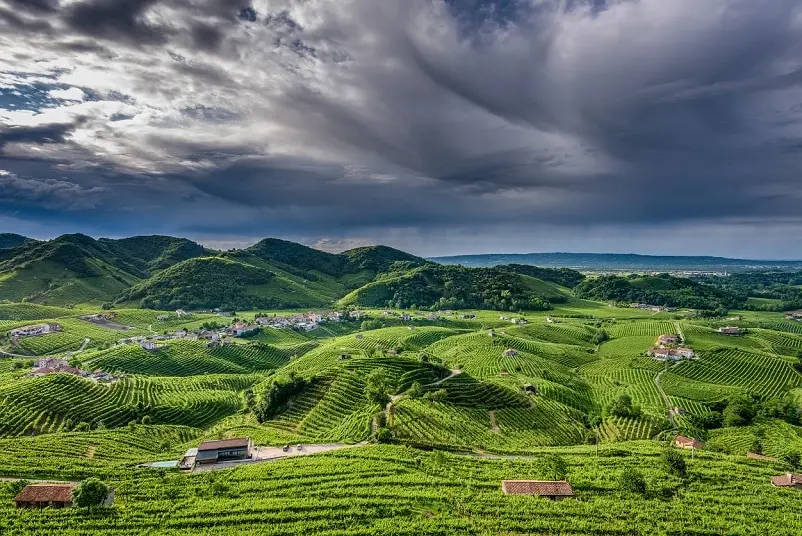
431, 252, 802, 272
0, 233, 36, 249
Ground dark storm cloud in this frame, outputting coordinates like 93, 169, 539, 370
1, 0, 802, 255
0, 122, 80, 150
64, 0, 169, 45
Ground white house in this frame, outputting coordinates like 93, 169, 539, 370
140, 340, 157, 351
156, 314, 169, 321
10, 323, 60, 338
175, 309, 189, 318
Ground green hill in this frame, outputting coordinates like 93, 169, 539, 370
575, 273, 746, 310
0, 233, 36, 250
339, 264, 560, 310
116, 257, 276, 310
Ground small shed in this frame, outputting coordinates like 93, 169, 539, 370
501, 480, 574, 500
503, 348, 518, 357
747, 452, 778, 462
14, 484, 76, 508
771, 473, 802, 489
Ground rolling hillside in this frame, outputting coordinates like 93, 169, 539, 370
0, 234, 578, 311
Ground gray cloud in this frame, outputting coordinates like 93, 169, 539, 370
0, 170, 106, 210
0, 0, 802, 256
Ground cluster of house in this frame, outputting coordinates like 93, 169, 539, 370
784, 311, 802, 322
499, 316, 528, 325
26, 357, 119, 382
630, 303, 677, 313
8, 323, 61, 341
647, 333, 695, 361
717, 326, 742, 336
255, 310, 364, 331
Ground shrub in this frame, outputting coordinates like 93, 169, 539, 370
541, 454, 568, 480
663, 448, 687, 477
73, 478, 109, 509
618, 468, 647, 494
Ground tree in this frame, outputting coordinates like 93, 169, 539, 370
74, 422, 91, 432
594, 329, 609, 344
9, 479, 29, 498
663, 448, 687, 477
541, 454, 568, 480
72, 478, 109, 509
365, 369, 391, 406
141, 415, 152, 425
618, 468, 647, 494
608, 393, 641, 418
406, 381, 423, 399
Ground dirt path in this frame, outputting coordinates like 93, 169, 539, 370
654, 364, 678, 433
427, 369, 462, 387
489, 410, 500, 433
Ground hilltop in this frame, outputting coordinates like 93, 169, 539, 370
0, 235, 579, 311
0, 234, 36, 250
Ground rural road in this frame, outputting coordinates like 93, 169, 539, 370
428, 369, 462, 386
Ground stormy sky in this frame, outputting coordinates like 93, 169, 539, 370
1, 0, 802, 258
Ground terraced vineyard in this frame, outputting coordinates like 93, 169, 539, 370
671, 348, 800, 399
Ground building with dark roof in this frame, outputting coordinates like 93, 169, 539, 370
501, 480, 574, 500
14, 484, 76, 508
196, 437, 253, 464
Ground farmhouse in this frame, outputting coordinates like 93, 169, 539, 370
501, 480, 574, 500
9, 323, 61, 338
717, 326, 741, 335
771, 473, 802, 489
784, 311, 802, 322
231, 323, 259, 337
657, 334, 680, 346
196, 437, 253, 464
648, 347, 694, 361
546, 317, 554, 323
175, 309, 190, 317
14, 483, 76, 508
140, 340, 158, 351
503, 348, 519, 357
156, 314, 169, 321
674, 435, 704, 450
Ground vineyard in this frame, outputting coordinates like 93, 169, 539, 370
1, 299, 802, 534
2, 443, 802, 535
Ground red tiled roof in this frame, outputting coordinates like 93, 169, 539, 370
501, 480, 574, 496
747, 452, 778, 462
674, 435, 704, 449
771, 473, 802, 487
14, 484, 76, 504
198, 437, 250, 451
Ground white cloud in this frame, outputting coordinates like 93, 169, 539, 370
47, 87, 86, 101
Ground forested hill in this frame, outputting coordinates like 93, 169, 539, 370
0, 233, 37, 249
0, 234, 581, 311
432, 252, 802, 272
575, 274, 746, 311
